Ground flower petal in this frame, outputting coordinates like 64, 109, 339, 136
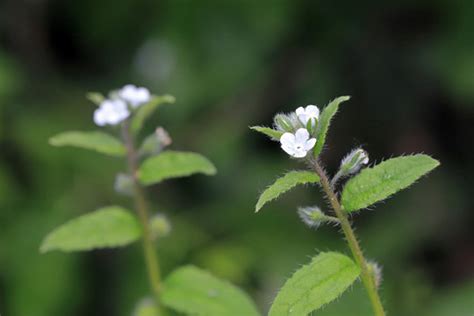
295, 128, 310, 142
280, 132, 295, 146
305, 138, 316, 151
305, 105, 320, 118
281, 144, 296, 156
293, 148, 307, 158
295, 107, 305, 116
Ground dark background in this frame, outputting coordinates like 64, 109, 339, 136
0, 1, 473, 315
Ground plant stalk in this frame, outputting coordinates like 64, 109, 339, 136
122, 121, 162, 304
313, 161, 386, 316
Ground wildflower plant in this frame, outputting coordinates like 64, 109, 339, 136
41, 85, 261, 315
251, 96, 440, 316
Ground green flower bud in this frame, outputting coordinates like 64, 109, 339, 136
273, 114, 294, 132
297, 206, 339, 229
138, 127, 172, 156
114, 173, 134, 196
149, 213, 171, 240
340, 148, 369, 175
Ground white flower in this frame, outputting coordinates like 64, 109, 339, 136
93, 99, 130, 126
296, 105, 320, 126
118, 84, 151, 108
280, 128, 316, 158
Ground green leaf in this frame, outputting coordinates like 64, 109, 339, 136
131, 95, 176, 134
269, 252, 360, 316
162, 265, 261, 316
341, 154, 440, 211
313, 96, 351, 157
255, 171, 319, 212
86, 92, 105, 106
138, 151, 216, 185
49, 131, 126, 156
40, 206, 142, 253
250, 126, 283, 141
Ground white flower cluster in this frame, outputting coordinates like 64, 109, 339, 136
279, 105, 320, 158
93, 84, 151, 126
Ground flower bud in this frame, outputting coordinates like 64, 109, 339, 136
133, 297, 158, 316
149, 213, 171, 240
297, 206, 339, 229
340, 148, 369, 175
273, 114, 294, 132
114, 173, 134, 196
367, 260, 383, 289
139, 127, 172, 156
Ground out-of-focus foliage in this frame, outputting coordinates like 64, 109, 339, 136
0, 0, 473, 315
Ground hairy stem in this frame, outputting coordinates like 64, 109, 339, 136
312, 161, 386, 316
122, 121, 162, 304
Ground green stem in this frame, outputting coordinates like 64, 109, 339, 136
313, 161, 386, 316
122, 121, 162, 304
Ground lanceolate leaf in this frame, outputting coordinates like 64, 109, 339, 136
341, 154, 440, 212
250, 126, 284, 141
269, 252, 360, 316
131, 95, 176, 134
313, 96, 350, 157
255, 171, 320, 212
40, 206, 142, 253
161, 265, 261, 316
49, 131, 126, 156
138, 151, 216, 185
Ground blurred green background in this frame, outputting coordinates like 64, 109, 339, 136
0, 0, 473, 315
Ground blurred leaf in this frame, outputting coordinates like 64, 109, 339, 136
341, 155, 440, 211
255, 171, 319, 212
131, 95, 176, 134
86, 92, 105, 106
313, 96, 350, 157
161, 265, 261, 316
49, 131, 126, 156
40, 206, 142, 253
269, 252, 360, 316
138, 151, 216, 185
250, 126, 283, 141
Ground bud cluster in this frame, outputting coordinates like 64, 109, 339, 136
297, 206, 339, 229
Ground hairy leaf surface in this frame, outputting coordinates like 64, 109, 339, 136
269, 252, 360, 316
250, 126, 283, 141
341, 154, 440, 211
313, 96, 350, 157
40, 206, 141, 253
256, 171, 319, 212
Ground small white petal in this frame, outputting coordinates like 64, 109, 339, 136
281, 144, 296, 156
295, 107, 305, 116
305, 105, 320, 118
293, 149, 307, 158
295, 128, 310, 142
280, 133, 296, 146
305, 138, 316, 150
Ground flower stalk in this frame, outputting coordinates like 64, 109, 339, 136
312, 160, 385, 316
121, 120, 163, 305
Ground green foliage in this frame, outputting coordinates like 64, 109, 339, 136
250, 126, 283, 140
341, 155, 440, 211
313, 96, 350, 157
86, 92, 105, 106
131, 95, 176, 134
161, 265, 261, 316
49, 131, 126, 156
138, 151, 216, 185
269, 252, 360, 316
255, 171, 320, 212
40, 206, 142, 253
